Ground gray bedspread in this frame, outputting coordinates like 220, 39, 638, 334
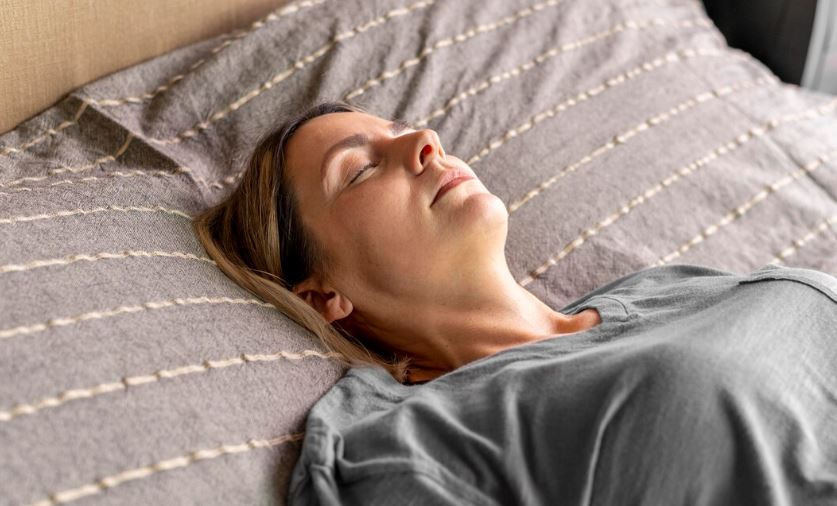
289, 263, 837, 505
2, 0, 837, 503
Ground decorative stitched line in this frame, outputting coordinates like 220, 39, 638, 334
207, 45, 733, 192
26, 431, 306, 506
0, 205, 192, 226
0, 164, 234, 197
517, 97, 837, 287
0, 0, 328, 158
0, 350, 343, 423
32, 10, 716, 193
465, 48, 763, 170
769, 213, 837, 264
87, 0, 329, 108
0, 10, 738, 194
0, 133, 134, 188
5, 8, 715, 193
202, 169, 246, 190
507, 74, 779, 213
0, 296, 274, 341
413, 16, 713, 127
0, 167, 197, 197
0, 250, 214, 275
0, 0, 706, 158
0, 101, 90, 156
145, 0, 438, 146
650, 145, 837, 267
343, 0, 564, 101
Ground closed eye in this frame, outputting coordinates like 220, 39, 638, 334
349, 162, 377, 185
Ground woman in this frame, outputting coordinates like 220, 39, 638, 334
193, 101, 837, 505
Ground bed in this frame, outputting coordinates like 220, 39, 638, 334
1, 0, 836, 504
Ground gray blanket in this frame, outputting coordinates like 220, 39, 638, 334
2, 0, 837, 503
289, 263, 837, 505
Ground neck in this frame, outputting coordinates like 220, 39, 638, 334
353, 258, 601, 382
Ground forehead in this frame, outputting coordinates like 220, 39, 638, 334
286, 111, 380, 176
292, 111, 383, 149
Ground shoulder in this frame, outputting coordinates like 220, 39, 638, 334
586, 263, 739, 299
561, 263, 742, 318
597, 263, 837, 298
605, 263, 736, 290
303, 366, 410, 428
736, 264, 837, 305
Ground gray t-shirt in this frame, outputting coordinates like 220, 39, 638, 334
287, 263, 837, 505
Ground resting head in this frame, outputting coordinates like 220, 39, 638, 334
193, 101, 598, 385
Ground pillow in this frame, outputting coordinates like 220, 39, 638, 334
2, 0, 836, 503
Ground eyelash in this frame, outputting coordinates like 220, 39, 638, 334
349, 161, 378, 184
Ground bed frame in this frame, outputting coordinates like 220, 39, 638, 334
0, 0, 284, 134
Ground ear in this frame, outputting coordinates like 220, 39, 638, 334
292, 275, 354, 324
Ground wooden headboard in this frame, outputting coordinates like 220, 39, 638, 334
0, 0, 285, 134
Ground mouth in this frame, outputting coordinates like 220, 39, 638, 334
430, 172, 475, 208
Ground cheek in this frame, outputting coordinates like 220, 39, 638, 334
339, 189, 421, 242
336, 187, 431, 273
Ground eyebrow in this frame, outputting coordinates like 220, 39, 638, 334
320, 119, 412, 185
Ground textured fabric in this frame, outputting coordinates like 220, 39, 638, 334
289, 263, 837, 505
1, 0, 837, 503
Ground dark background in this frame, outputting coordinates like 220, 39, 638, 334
701, 0, 818, 84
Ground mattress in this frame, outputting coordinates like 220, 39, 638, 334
1, 0, 836, 504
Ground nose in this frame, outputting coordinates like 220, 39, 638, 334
415, 129, 445, 168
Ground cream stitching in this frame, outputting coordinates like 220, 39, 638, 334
0, 296, 274, 341
517, 97, 837, 287
0, 101, 89, 156
0, 0, 705, 158
145, 0, 437, 146
507, 75, 778, 213
0, 205, 192, 226
770, 213, 837, 264
165, 167, 245, 193
0, 167, 196, 197
207, 45, 732, 192
0, 133, 134, 188
344, 0, 564, 101
8, 9, 715, 193
413, 17, 714, 127
0, 350, 343, 423
0, 163, 235, 200
0, 0, 327, 158
26, 432, 306, 506
0, 250, 214, 275
650, 146, 837, 266
90, 11, 718, 191
0, 1, 710, 167
86, 0, 329, 108
202, 169, 246, 190
465, 49, 762, 170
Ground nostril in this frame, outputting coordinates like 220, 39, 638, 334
420, 144, 432, 164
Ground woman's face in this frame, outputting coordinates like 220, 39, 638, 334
284, 110, 508, 322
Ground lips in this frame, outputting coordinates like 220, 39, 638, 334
431, 169, 474, 207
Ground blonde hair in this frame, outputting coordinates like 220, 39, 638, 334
192, 101, 412, 383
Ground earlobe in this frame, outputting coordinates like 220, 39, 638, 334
324, 292, 353, 324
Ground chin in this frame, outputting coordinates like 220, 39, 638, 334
450, 192, 508, 237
